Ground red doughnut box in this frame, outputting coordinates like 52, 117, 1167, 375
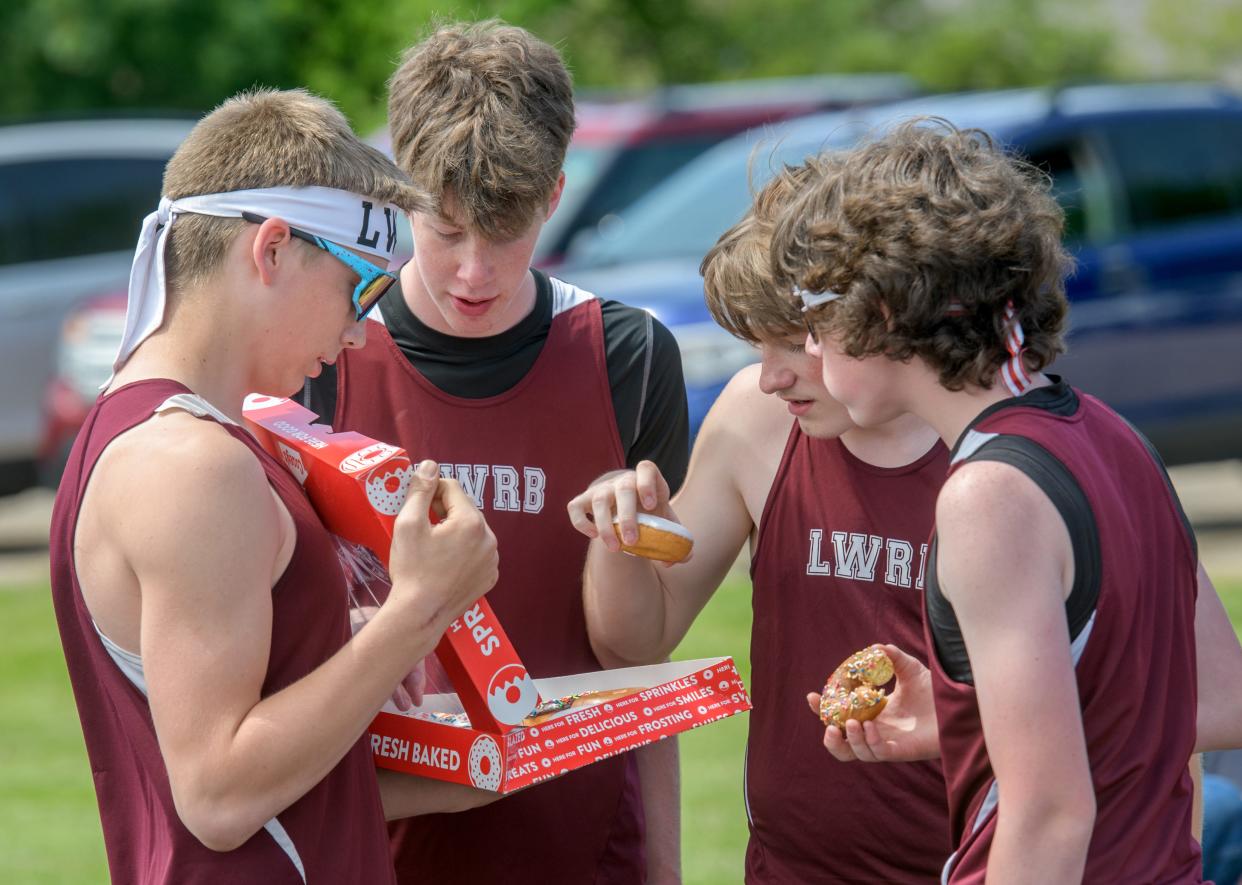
241, 394, 751, 793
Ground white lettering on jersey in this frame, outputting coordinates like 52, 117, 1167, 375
492, 466, 520, 512
884, 539, 914, 588
453, 464, 491, 510
831, 532, 883, 581
432, 463, 547, 515
806, 529, 832, 576
806, 529, 925, 589
523, 467, 546, 514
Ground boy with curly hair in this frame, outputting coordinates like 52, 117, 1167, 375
773, 118, 1242, 882
570, 156, 955, 881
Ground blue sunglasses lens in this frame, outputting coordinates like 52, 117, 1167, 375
355, 274, 393, 319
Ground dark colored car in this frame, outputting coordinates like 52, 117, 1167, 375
533, 74, 918, 267
559, 83, 1242, 465
1, 117, 192, 494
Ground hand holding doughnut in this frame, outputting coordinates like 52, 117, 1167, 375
806, 644, 941, 763
611, 513, 694, 563
818, 645, 895, 729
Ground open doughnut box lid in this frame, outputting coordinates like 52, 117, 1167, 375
241, 394, 752, 793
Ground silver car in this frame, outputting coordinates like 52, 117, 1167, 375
0, 117, 191, 494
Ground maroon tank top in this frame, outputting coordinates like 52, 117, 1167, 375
49, 379, 395, 885
927, 382, 1201, 883
336, 298, 645, 884
745, 423, 951, 883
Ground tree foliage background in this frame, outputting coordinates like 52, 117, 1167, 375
2, 0, 1239, 131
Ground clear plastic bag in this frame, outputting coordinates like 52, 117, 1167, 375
332, 536, 458, 709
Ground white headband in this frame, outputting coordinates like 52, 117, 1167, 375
113, 185, 401, 373
796, 288, 844, 311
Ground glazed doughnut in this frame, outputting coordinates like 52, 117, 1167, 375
611, 513, 694, 563
522, 687, 641, 726
818, 645, 894, 729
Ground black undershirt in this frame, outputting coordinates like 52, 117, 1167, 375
302, 268, 690, 492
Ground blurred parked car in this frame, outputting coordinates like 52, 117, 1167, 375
1, 116, 191, 494
40, 77, 917, 485
558, 83, 1242, 464
534, 74, 919, 268
44, 83, 1242, 477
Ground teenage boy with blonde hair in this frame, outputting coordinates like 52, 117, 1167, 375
775, 119, 1242, 882
304, 20, 689, 884
569, 158, 954, 882
50, 88, 500, 884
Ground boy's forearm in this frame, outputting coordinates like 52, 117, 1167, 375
987, 803, 1093, 884
377, 768, 498, 819
1194, 564, 1242, 751
583, 543, 677, 665
637, 738, 682, 883
163, 601, 447, 849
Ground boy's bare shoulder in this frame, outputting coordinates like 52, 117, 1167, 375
712, 364, 791, 437
938, 458, 1050, 520
91, 411, 274, 529
689, 364, 790, 482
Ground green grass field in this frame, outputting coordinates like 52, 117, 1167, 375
2, 574, 1239, 884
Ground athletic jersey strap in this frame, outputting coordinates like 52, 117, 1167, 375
152, 392, 241, 426
927, 433, 1101, 684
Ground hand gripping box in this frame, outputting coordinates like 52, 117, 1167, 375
241, 394, 752, 793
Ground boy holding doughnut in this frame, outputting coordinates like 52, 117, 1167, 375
775, 119, 1242, 882
302, 20, 689, 884
49, 89, 501, 883
569, 157, 955, 882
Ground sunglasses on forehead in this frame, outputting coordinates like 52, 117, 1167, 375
242, 212, 397, 322
796, 287, 844, 345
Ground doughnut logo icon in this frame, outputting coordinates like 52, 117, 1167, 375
340, 442, 401, 475
467, 735, 502, 791
718, 680, 730, 691
544, 739, 554, 750
703, 669, 714, 679
364, 457, 414, 516
242, 394, 288, 411
276, 442, 308, 485
486, 664, 540, 726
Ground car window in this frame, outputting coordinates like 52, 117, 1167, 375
571, 135, 726, 233
1104, 116, 1242, 233
0, 156, 168, 266
1021, 133, 1118, 244
566, 135, 824, 267
1024, 143, 1089, 242
534, 144, 616, 261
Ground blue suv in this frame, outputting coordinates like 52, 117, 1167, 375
558, 83, 1242, 465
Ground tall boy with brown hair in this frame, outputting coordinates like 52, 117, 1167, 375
50, 88, 501, 883
569, 158, 954, 882
774, 119, 1242, 882
303, 20, 690, 884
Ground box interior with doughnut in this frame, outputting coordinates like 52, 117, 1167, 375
242, 394, 752, 793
